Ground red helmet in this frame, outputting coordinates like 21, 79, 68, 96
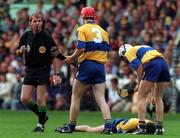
81, 7, 95, 18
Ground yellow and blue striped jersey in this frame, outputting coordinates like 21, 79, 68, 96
116, 118, 152, 133
77, 23, 111, 64
125, 45, 164, 70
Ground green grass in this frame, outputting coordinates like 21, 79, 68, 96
0, 110, 179, 138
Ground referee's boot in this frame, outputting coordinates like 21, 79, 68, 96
32, 124, 44, 133
55, 123, 74, 133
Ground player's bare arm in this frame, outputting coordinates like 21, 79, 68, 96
136, 64, 144, 83
52, 58, 61, 86
64, 48, 85, 64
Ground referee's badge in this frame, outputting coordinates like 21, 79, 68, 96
39, 46, 46, 53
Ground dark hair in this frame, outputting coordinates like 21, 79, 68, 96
146, 122, 156, 134
83, 17, 94, 20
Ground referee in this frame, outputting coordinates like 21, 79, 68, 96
16, 12, 65, 132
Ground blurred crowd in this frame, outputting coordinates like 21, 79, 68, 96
0, 0, 180, 113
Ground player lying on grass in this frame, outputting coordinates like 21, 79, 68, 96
75, 117, 156, 134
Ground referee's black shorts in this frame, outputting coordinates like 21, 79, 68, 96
23, 66, 50, 86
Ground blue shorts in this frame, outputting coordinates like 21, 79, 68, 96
143, 58, 170, 82
76, 60, 105, 84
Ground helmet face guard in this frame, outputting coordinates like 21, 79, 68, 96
81, 7, 95, 18
122, 44, 126, 56
119, 44, 132, 57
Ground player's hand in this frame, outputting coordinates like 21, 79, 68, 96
52, 75, 61, 86
64, 56, 73, 65
20, 45, 27, 53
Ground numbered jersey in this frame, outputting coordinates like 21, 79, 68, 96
77, 23, 111, 64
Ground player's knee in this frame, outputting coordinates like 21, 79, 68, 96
153, 97, 163, 104
20, 96, 30, 105
36, 97, 44, 105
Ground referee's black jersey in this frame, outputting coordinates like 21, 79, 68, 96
18, 30, 56, 68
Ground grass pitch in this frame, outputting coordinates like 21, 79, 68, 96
0, 110, 179, 138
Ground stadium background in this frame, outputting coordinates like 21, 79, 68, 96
0, 0, 180, 137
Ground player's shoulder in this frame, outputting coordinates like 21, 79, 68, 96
133, 45, 154, 51
130, 45, 142, 51
77, 24, 93, 32
95, 24, 105, 30
77, 24, 86, 31
127, 118, 139, 124
96, 25, 108, 35
135, 45, 151, 48
129, 118, 138, 121
77, 24, 105, 30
